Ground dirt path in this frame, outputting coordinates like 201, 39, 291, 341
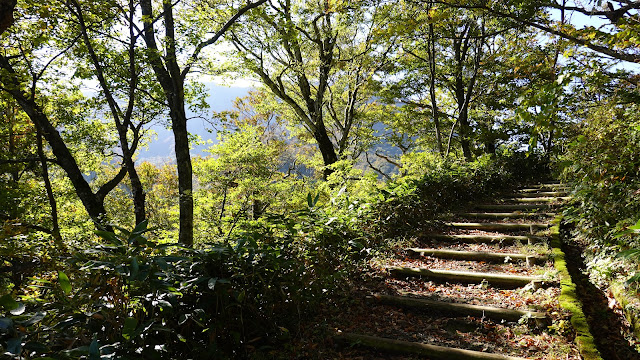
333, 183, 583, 359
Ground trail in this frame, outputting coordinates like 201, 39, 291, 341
334, 182, 583, 359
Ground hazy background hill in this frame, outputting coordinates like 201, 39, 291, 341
137, 83, 251, 165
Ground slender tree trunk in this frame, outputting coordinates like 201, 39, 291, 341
452, 25, 472, 161
139, 0, 196, 245
36, 127, 62, 244
445, 118, 459, 158
454, 73, 472, 160
70, 0, 147, 227
169, 94, 194, 245
7, 105, 18, 183
118, 132, 146, 226
458, 103, 472, 161
428, 23, 443, 155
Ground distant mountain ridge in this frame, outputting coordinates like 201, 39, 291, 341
137, 84, 251, 165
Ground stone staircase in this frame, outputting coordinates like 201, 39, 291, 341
336, 182, 574, 359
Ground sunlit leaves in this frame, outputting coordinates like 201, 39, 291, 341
57, 271, 72, 294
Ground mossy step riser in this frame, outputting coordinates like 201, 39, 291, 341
335, 333, 528, 360
388, 266, 546, 289
371, 294, 548, 322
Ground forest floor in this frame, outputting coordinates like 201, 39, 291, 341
255, 183, 640, 359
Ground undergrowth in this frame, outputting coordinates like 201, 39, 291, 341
0, 151, 550, 359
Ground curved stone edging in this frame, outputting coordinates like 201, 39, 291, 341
550, 216, 603, 360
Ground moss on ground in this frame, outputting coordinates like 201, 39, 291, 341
550, 217, 603, 360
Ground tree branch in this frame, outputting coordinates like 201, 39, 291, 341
181, 0, 268, 79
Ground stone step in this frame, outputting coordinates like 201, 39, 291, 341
508, 196, 571, 203
528, 182, 567, 188
446, 222, 549, 231
423, 233, 546, 245
513, 191, 567, 197
336, 333, 529, 360
519, 187, 568, 193
407, 248, 544, 265
370, 293, 548, 322
388, 266, 549, 288
476, 203, 554, 211
456, 212, 556, 219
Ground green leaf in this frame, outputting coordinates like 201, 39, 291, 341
616, 249, 640, 259
237, 290, 246, 303
129, 257, 139, 281
132, 220, 149, 235
626, 272, 640, 286
23, 311, 46, 326
0, 317, 13, 331
10, 302, 25, 316
208, 277, 218, 291
154, 299, 173, 309
88, 337, 100, 360
6, 336, 23, 355
23, 341, 49, 353
0, 294, 19, 311
94, 230, 120, 244
629, 218, 640, 230
122, 317, 138, 341
58, 271, 72, 294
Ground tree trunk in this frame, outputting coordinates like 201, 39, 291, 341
0, 52, 130, 231
3, 91, 112, 229
140, 0, 194, 245
7, 104, 19, 184
169, 96, 194, 245
0, 0, 16, 34
120, 138, 146, 226
313, 116, 339, 178
36, 127, 62, 244
428, 22, 443, 155
458, 106, 472, 160
455, 77, 472, 161
70, 0, 147, 227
